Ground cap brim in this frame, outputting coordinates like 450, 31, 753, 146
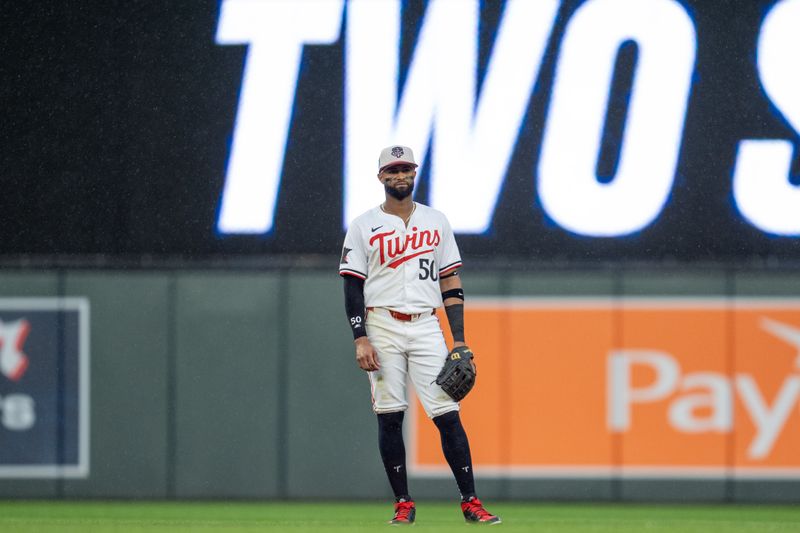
379, 161, 418, 172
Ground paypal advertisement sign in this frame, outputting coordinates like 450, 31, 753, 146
0, 299, 90, 478
3, 0, 798, 262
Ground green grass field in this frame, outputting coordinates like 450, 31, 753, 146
0, 501, 799, 532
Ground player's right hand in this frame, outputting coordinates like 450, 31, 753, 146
354, 337, 380, 371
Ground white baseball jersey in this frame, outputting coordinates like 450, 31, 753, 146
339, 202, 462, 314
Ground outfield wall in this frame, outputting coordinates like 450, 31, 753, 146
0, 267, 799, 502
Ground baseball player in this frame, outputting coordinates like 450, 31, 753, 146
339, 145, 501, 525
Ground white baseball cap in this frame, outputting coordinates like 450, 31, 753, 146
378, 145, 418, 171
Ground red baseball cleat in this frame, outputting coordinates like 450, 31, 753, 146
461, 496, 502, 524
389, 498, 416, 525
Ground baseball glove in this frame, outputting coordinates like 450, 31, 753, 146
435, 345, 476, 401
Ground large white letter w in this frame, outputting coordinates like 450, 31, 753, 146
344, 0, 559, 232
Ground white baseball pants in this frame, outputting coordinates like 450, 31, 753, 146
365, 307, 460, 418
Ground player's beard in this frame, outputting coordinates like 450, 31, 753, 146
385, 180, 414, 200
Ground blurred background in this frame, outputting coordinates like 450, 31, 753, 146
1, 0, 798, 503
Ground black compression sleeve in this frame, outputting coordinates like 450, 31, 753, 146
444, 303, 465, 343
343, 275, 368, 340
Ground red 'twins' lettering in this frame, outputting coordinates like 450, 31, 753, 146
369, 226, 440, 267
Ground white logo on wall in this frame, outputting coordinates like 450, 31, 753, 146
0, 298, 90, 479
608, 318, 800, 460
0, 319, 35, 431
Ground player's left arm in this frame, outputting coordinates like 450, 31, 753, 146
440, 272, 466, 348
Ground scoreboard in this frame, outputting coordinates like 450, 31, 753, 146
2, 0, 798, 262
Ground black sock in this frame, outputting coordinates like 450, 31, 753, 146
377, 411, 410, 500
433, 410, 475, 500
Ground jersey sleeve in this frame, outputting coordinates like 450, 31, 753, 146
437, 215, 462, 275
338, 221, 368, 280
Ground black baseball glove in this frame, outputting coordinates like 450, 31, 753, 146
435, 345, 476, 401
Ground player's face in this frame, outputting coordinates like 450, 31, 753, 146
379, 164, 416, 200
